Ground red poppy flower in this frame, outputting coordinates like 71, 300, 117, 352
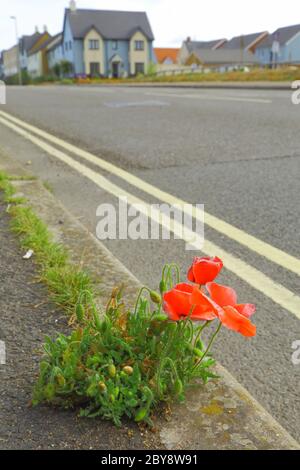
163, 283, 217, 322
206, 283, 256, 318
202, 282, 256, 337
187, 257, 223, 285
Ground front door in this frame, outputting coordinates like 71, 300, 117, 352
112, 62, 119, 78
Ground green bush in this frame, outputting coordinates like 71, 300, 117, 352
4, 69, 31, 85
32, 268, 217, 427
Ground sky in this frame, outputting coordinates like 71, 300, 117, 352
1, 0, 300, 50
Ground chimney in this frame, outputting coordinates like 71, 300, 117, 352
35, 26, 39, 33
43, 25, 48, 33
70, 0, 77, 12
186, 36, 191, 43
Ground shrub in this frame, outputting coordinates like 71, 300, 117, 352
32, 259, 256, 426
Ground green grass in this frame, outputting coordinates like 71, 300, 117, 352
0, 170, 95, 315
43, 181, 54, 194
133, 67, 300, 83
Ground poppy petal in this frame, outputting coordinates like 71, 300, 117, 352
220, 306, 256, 337
206, 282, 238, 307
163, 301, 181, 321
187, 266, 195, 282
191, 287, 222, 316
163, 283, 194, 319
235, 304, 256, 318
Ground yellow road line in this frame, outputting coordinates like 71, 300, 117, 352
0, 114, 299, 319
145, 91, 272, 104
0, 109, 299, 277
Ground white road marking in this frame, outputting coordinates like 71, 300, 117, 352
0, 114, 299, 319
0, 109, 298, 277
145, 91, 272, 104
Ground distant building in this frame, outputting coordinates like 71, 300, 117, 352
62, 1, 155, 77
256, 24, 300, 66
19, 30, 45, 71
178, 37, 226, 64
185, 48, 259, 72
2, 29, 50, 78
154, 48, 179, 64
220, 31, 268, 53
2, 45, 19, 77
27, 35, 55, 78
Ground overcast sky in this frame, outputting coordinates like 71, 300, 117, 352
1, 0, 300, 50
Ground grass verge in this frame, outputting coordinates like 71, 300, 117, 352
0, 170, 94, 315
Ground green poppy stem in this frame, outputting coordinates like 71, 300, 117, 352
193, 321, 222, 371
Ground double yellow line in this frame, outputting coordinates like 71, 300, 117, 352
0, 109, 299, 318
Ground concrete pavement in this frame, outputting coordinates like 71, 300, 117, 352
0, 85, 299, 440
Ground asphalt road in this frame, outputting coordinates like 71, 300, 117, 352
0, 85, 299, 441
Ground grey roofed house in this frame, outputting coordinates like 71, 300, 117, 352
65, 8, 155, 40
221, 31, 268, 51
28, 35, 54, 56
188, 48, 259, 66
19, 32, 43, 54
185, 38, 227, 52
257, 24, 300, 47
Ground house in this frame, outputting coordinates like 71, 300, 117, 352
178, 37, 226, 64
256, 24, 300, 66
2, 29, 50, 78
19, 29, 49, 71
154, 48, 179, 65
2, 45, 19, 77
46, 33, 64, 73
185, 48, 259, 72
27, 34, 54, 78
220, 31, 268, 53
62, 1, 155, 77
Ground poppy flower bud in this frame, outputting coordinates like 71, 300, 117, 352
159, 280, 167, 294
98, 381, 107, 393
109, 394, 115, 403
108, 364, 116, 378
174, 378, 183, 395
56, 374, 66, 387
193, 348, 203, 358
151, 314, 168, 322
123, 366, 134, 375
150, 290, 161, 304
135, 407, 148, 422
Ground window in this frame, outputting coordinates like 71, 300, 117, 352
112, 41, 118, 50
134, 40, 144, 51
90, 62, 100, 77
69, 41, 72, 50
89, 39, 99, 50
65, 42, 68, 51
135, 62, 145, 75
